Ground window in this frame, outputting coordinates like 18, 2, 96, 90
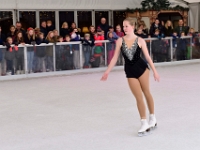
77, 11, 92, 31
113, 11, 126, 30
39, 11, 55, 27
95, 11, 109, 27
19, 11, 36, 30
59, 11, 74, 29
0, 11, 13, 34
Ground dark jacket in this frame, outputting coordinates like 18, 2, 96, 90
46, 25, 55, 34
177, 38, 187, 51
7, 32, 16, 41
15, 29, 26, 38
164, 26, 173, 37
135, 33, 148, 39
4, 43, 15, 60
98, 23, 109, 39
71, 32, 80, 50
149, 23, 164, 36
40, 26, 48, 38
13, 38, 24, 59
174, 26, 189, 36
36, 38, 49, 57
60, 28, 70, 38
82, 39, 94, 52
24, 34, 36, 51
0, 33, 6, 45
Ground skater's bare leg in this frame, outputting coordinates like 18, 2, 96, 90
127, 78, 146, 119
139, 69, 154, 114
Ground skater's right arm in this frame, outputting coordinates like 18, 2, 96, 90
101, 38, 122, 81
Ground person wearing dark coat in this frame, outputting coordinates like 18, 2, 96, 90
60, 22, 70, 38
149, 18, 164, 37
40, 21, 48, 38
15, 21, 26, 38
174, 19, 189, 37
35, 32, 49, 72
0, 26, 6, 45
98, 17, 109, 39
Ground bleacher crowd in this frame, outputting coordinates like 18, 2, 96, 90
0, 17, 200, 76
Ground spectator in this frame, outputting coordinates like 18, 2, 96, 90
89, 25, 96, 41
40, 21, 48, 38
149, 18, 163, 37
98, 17, 109, 39
0, 26, 6, 45
135, 28, 148, 38
174, 19, 189, 36
53, 29, 59, 41
172, 31, 179, 59
115, 24, 124, 65
46, 20, 55, 34
60, 22, 70, 38
4, 37, 18, 75
46, 31, 56, 72
70, 28, 81, 69
34, 28, 40, 37
24, 27, 36, 73
82, 33, 94, 68
164, 20, 174, 37
135, 21, 148, 35
107, 32, 116, 65
70, 22, 77, 33
176, 32, 187, 60
14, 31, 25, 74
15, 21, 26, 38
94, 27, 104, 46
65, 35, 74, 70
115, 24, 124, 37
36, 32, 49, 72
7, 25, 16, 41
55, 36, 64, 71
107, 26, 118, 39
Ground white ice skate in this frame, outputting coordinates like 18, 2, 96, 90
138, 119, 151, 137
149, 114, 157, 130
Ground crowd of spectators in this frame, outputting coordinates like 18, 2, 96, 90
0, 17, 199, 76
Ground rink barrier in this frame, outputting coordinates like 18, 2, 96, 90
0, 36, 199, 81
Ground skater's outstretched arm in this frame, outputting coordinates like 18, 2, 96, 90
101, 38, 122, 81
138, 37, 160, 82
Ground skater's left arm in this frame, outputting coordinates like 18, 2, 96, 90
138, 38, 160, 82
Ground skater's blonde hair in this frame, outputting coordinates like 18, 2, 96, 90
124, 17, 135, 26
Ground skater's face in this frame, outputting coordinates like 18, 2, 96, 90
123, 21, 134, 35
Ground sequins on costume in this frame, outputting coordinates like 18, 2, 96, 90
121, 37, 149, 78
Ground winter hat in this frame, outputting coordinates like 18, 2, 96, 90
27, 27, 34, 32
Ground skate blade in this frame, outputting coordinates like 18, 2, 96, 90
150, 123, 157, 131
138, 128, 152, 137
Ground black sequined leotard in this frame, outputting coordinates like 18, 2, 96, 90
121, 37, 149, 78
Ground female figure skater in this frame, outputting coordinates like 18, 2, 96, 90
101, 17, 160, 136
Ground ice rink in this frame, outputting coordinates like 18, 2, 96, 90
0, 61, 200, 150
